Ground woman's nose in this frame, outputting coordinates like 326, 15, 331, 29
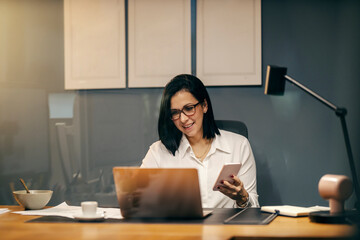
179, 112, 189, 122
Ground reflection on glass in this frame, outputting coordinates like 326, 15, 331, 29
0, 0, 161, 206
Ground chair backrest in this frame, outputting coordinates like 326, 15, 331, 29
215, 120, 248, 138
55, 122, 81, 186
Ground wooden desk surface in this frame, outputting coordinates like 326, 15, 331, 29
0, 206, 357, 240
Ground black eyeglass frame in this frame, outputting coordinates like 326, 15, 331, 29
170, 102, 202, 120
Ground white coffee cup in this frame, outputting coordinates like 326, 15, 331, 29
81, 201, 98, 217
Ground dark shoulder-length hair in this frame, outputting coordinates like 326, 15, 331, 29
158, 74, 220, 156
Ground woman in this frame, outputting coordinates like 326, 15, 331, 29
141, 74, 259, 208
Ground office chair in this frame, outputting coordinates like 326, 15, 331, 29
56, 123, 100, 185
55, 122, 82, 187
215, 120, 248, 139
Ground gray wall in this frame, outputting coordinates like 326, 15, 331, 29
0, 0, 359, 208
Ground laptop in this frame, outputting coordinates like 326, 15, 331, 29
112, 167, 212, 219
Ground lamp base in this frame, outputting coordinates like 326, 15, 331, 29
309, 210, 360, 224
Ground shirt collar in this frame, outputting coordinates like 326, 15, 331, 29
178, 135, 192, 159
177, 131, 232, 158
209, 131, 231, 155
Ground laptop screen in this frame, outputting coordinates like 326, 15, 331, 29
112, 167, 204, 219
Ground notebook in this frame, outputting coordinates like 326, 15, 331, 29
261, 205, 330, 217
112, 167, 212, 219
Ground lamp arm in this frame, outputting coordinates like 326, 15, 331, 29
284, 75, 360, 210
284, 75, 337, 111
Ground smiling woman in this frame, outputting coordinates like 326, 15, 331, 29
156, 74, 218, 156
140, 74, 259, 208
170, 90, 209, 151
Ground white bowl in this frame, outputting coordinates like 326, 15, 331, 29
13, 190, 53, 210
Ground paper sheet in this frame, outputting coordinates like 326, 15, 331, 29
0, 208, 10, 215
12, 202, 123, 219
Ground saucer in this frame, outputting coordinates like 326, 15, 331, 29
73, 213, 105, 222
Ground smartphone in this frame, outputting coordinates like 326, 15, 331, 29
213, 163, 242, 191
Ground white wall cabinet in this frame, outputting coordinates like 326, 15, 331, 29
64, 0, 126, 89
128, 0, 191, 88
64, 0, 261, 89
197, 0, 262, 86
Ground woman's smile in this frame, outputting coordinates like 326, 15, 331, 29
182, 122, 194, 130
171, 90, 206, 140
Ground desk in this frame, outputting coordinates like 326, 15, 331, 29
0, 206, 357, 240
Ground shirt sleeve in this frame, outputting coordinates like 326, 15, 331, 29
140, 142, 161, 168
237, 138, 259, 208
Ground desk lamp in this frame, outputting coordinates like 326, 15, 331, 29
264, 65, 359, 223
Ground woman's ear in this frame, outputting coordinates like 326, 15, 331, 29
202, 99, 208, 113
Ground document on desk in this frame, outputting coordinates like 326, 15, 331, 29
12, 202, 123, 219
0, 208, 10, 215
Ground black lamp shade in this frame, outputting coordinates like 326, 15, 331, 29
264, 65, 287, 95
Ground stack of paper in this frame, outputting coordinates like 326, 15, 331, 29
261, 205, 330, 217
12, 202, 123, 219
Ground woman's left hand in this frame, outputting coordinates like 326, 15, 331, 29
218, 175, 249, 206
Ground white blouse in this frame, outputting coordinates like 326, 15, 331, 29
141, 129, 259, 208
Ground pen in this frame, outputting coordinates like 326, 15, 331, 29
261, 210, 279, 224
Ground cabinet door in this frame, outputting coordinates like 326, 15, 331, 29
197, 0, 261, 86
64, 0, 126, 89
128, 0, 191, 88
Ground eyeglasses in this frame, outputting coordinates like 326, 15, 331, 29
170, 102, 201, 120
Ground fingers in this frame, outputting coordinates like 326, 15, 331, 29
231, 175, 241, 186
221, 180, 240, 192
220, 175, 241, 188
220, 181, 242, 198
219, 184, 240, 197
217, 177, 245, 201
218, 185, 240, 201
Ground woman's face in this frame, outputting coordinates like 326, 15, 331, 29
170, 90, 208, 140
